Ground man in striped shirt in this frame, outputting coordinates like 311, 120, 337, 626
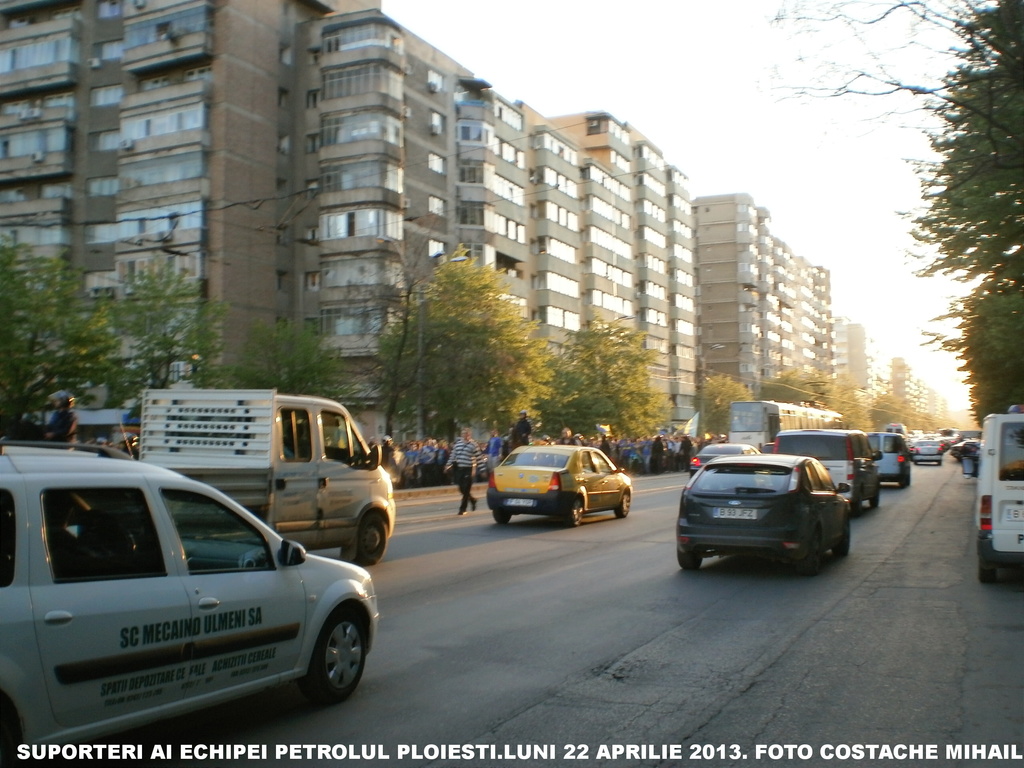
447, 428, 483, 515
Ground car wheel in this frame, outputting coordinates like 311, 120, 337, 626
677, 549, 702, 570
848, 492, 863, 517
795, 527, 823, 576
899, 471, 910, 488
298, 606, 367, 704
868, 486, 880, 509
978, 561, 998, 584
566, 497, 584, 527
352, 511, 388, 566
614, 490, 631, 519
492, 508, 512, 524
832, 516, 851, 557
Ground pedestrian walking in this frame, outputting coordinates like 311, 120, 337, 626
447, 428, 483, 515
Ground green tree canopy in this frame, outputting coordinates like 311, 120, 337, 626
382, 260, 554, 440
536, 321, 667, 438
226, 319, 355, 401
695, 374, 752, 438
107, 265, 227, 408
0, 241, 120, 436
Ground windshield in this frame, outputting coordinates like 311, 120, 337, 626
691, 464, 791, 494
730, 402, 764, 432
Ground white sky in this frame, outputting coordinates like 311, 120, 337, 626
382, 0, 972, 411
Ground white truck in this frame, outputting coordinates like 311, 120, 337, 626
975, 410, 1024, 583
140, 389, 396, 565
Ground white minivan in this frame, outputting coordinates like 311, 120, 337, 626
975, 411, 1024, 583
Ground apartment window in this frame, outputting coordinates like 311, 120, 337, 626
428, 196, 445, 216
184, 66, 212, 81
457, 201, 485, 226
140, 76, 169, 91
427, 152, 445, 174
305, 134, 320, 153
90, 130, 121, 151
321, 159, 401, 193
95, 41, 123, 60
305, 272, 321, 291
321, 112, 401, 146
427, 70, 444, 93
87, 177, 119, 196
457, 158, 485, 184
322, 63, 402, 101
98, 0, 122, 18
306, 89, 320, 109
429, 111, 444, 135
319, 208, 402, 240
90, 85, 124, 106
428, 239, 445, 258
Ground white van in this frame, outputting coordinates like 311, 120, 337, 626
975, 411, 1024, 583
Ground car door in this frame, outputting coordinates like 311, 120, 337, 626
160, 487, 307, 702
31, 485, 191, 728
316, 410, 365, 547
806, 460, 844, 544
580, 449, 619, 510
270, 407, 320, 541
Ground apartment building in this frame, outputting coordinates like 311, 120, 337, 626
0, 0, 723, 433
694, 193, 833, 395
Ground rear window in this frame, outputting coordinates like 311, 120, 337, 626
997, 422, 1024, 481
691, 464, 792, 494
776, 435, 847, 461
868, 434, 901, 452
503, 450, 569, 469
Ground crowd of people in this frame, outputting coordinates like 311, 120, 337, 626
377, 421, 717, 490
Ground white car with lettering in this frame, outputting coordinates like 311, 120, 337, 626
0, 443, 378, 763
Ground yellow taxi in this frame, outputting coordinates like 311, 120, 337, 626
486, 445, 632, 526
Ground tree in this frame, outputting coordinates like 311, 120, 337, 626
107, 265, 227, 407
0, 241, 120, 436
226, 319, 355, 401
381, 260, 554, 440
536, 321, 667, 438
695, 374, 753, 438
779, 0, 1024, 421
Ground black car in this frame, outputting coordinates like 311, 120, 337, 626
677, 454, 851, 576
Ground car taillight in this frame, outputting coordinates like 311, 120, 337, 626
690, 457, 701, 468
547, 472, 561, 492
897, 455, 905, 463
488, 473, 497, 489
980, 495, 992, 531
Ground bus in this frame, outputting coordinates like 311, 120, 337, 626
728, 401, 845, 449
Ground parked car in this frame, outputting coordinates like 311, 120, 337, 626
0, 443, 378, 762
867, 432, 912, 488
487, 445, 632, 526
910, 439, 945, 464
688, 443, 760, 475
773, 429, 881, 513
676, 454, 851, 576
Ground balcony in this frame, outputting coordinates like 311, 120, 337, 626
0, 16, 80, 98
122, 2, 213, 74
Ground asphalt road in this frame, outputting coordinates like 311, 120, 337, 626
108, 458, 1021, 768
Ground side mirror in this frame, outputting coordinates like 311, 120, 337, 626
365, 443, 382, 471
872, 451, 883, 461
836, 482, 851, 494
278, 539, 307, 567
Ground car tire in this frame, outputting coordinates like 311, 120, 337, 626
868, 486, 880, 509
352, 511, 388, 566
566, 497, 584, 527
832, 516, 851, 557
677, 549, 702, 570
492, 508, 512, 524
899, 471, 910, 488
978, 561, 998, 584
848, 492, 863, 517
795, 527, 823, 576
614, 490, 631, 519
298, 606, 367, 705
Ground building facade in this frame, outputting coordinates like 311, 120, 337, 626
2, 0, 830, 437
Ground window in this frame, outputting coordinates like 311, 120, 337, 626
90, 85, 124, 106
97, 0, 122, 18
280, 408, 312, 461
42, 488, 166, 582
322, 63, 402, 101
458, 158, 485, 184
306, 89, 320, 109
429, 111, 444, 135
162, 489, 271, 574
321, 112, 401, 146
427, 152, 445, 174
428, 196, 445, 216
427, 69, 444, 93
457, 201, 486, 226
87, 176, 119, 196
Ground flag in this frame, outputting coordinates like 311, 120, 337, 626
682, 413, 699, 437
595, 424, 611, 435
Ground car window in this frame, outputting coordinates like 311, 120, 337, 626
505, 451, 569, 469
1, 489, 14, 587
997, 422, 1024, 481
776, 435, 846, 461
807, 461, 836, 491
162, 489, 272, 573
590, 451, 613, 474
691, 464, 791, 494
579, 452, 596, 473
321, 411, 352, 463
41, 488, 166, 583
280, 408, 312, 462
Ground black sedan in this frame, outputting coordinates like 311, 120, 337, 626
677, 454, 851, 576
688, 443, 760, 475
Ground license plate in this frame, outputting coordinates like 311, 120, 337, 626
713, 507, 758, 520
1005, 507, 1024, 522
507, 498, 536, 507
